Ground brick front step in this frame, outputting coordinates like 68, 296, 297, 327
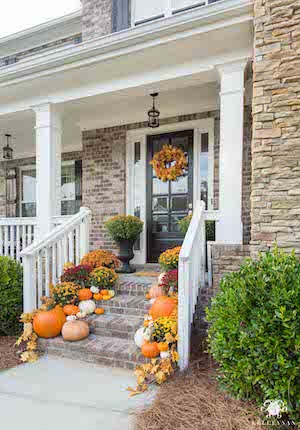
115, 281, 152, 297
95, 294, 151, 317
38, 334, 148, 370
88, 314, 144, 339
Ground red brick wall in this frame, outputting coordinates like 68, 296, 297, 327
82, 127, 127, 251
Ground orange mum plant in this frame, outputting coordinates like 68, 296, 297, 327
80, 250, 120, 269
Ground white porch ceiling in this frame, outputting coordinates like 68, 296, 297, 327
0, 82, 219, 159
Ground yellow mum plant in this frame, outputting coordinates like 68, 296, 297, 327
159, 246, 181, 271
50, 282, 80, 306
88, 267, 117, 289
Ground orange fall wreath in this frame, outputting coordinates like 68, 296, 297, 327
150, 144, 188, 182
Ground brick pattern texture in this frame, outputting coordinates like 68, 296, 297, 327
252, 0, 300, 253
82, 128, 127, 252
81, 0, 112, 40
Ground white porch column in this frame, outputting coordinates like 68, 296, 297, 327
216, 61, 247, 243
33, 103, 61, 239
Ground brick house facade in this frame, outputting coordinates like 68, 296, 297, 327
0, 0, 299, 291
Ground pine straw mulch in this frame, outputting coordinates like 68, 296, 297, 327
135, 332, 264, 430
0, 336, 21, 370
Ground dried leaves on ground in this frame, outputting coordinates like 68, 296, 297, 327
0, 336, 21, 369
135, 356, 263, 430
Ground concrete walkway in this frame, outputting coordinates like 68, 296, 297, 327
0, 356, 156, 430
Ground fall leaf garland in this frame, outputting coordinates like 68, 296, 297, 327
150, 144, 187, 182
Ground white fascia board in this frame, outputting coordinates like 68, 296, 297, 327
0, 0, 252, 86
0, 10, 82, 59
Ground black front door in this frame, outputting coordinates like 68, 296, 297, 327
147, 130, 193, 262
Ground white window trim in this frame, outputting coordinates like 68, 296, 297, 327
20, 161, 77, 217
126, 117, 215, 265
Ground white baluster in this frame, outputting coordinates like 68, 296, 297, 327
9, 226, 15, 259
16, 226, 21, 261
68, 231, 74, 264
45, 248, 50, 296
52, 244, 57, 286
22, 225, 26, 250
37, 254, 43, 304
27, 225, 33, 245
75, 225, 80, 265
63, 235, 68, 265
57, 240, 62, 280
4, 226, 8, 256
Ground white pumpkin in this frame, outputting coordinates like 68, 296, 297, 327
134, 327, 145, 348
158, 272, 166, 285
66, 315, 77, 322
79, 300, 96, 315
160, 351, 170, 359
76, 311, 87, 319
90, 286, 99, 294
108, 290, 115, 298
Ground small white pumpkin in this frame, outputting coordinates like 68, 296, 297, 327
90, 286, 99, 294
158, 272, 166, 285
160, 351, 170, 359
76, 311, 87, 319
143, 325, 154, 342
134, 327, 145, 348
108, 290, 115, 298
79, 300, 96, 315
66, 315, 77, 322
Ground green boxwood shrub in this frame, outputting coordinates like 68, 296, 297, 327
206, 247, 300, 422
0, 256, 23, 336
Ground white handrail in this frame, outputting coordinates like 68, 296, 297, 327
20, 207, 91, 313
178, 200, 206, 369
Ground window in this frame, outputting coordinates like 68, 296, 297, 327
20, 161, 82, 217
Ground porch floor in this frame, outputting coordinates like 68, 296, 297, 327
0, 355, 156, 430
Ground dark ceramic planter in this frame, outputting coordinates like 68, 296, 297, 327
115, 239, 136, 274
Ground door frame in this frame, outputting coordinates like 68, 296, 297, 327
126, 117, 215, 265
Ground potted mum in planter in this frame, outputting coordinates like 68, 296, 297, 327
104, 215, 143, 273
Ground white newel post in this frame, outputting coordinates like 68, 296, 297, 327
216, 61, 247, 243
33, 103, 62, 239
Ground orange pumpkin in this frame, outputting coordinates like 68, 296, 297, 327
149, 285, 165, 299
63, 305, 79, 316
157, 342, 169, 352
33, 308, 66, 338
149, 296, 176, 320
141, 341, 160, 358
93, 293, 103, 301
145, 293, 151, 300
78, 288, 93, 301
100, 289, 108, 296
61, 320, 89, 342
95, 308, 105, 315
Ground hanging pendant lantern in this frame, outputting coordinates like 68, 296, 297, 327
3, 134, 13, 160
148, 93, 160, 128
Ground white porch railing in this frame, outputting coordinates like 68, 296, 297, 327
0, 218, 36, 261
20, 207, 91, 313
178, 200, 206, 370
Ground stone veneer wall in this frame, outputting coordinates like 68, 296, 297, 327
252, 0, 300, 253
0, 151, 82, 217
209, 243, 251, 290
81, 0, 113, 40
82, 108, 252, 250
